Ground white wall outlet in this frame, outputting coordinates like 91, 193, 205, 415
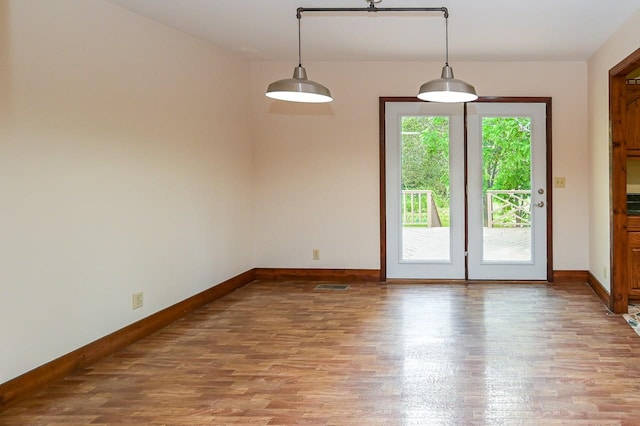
132, 292, 143, 310
554, 177, 566, 188
313, 249, 320, 261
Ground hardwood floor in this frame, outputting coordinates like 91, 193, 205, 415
2, 281, 640, 425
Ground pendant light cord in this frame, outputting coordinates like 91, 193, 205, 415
297, 16, 302, 67
445, 14, 449, 66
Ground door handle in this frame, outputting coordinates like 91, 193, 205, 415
535, 201, 545, 207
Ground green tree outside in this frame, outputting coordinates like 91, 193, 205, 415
400, 115, 531, 228
401, 116, 450, 226
482, 117, 531, 192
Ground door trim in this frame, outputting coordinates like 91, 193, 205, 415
610, 47, 640, 314
379, 96, 553, 281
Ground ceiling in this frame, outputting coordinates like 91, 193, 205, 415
106, 0, 640, 62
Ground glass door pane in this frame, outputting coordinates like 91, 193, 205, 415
401, 116, 450, 262
481, 117, 532, 262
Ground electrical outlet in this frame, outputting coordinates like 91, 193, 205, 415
313, 249, 320, 261
554, 177, 566, 188
132, 292, 143, 310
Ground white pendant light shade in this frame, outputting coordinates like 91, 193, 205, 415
417, 65, 478, 103
266, 66, 333, 103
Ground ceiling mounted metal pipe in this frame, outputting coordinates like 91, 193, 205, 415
297, 6, 448, 18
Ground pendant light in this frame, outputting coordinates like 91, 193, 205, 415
266, 3, 477, 104
417, 12, 477, 103
265, 15, 332, 103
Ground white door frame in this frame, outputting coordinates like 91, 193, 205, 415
384, 101, 465, 279
466, 102, 549, 280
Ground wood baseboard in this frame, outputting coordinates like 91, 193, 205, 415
254, 269, 589, 284
0, 269, 255, 411
587, 271, 611, 310
553, 270, 589, 283
254, 268, 381, 282
254, 268, 600, 285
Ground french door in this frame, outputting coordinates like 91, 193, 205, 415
384, 99, 549, 280
385, 102, 466, 279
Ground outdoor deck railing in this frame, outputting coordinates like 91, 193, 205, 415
402, 190, 441, 226
402, 189, 532, 228
486, 190, 531, 228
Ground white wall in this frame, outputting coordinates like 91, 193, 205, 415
587, 10, 640, 292
0, 0, 253, 383
251, 61, 589, 271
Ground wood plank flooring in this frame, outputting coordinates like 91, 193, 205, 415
2, 281, 640, 425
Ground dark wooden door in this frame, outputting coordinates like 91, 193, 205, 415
628, 229, 640, 300
626, 84, 640, 152
627, 84, 640, 301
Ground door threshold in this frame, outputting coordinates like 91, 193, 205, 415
385, 278, 551, 284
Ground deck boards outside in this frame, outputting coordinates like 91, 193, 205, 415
403, 226, 531, 261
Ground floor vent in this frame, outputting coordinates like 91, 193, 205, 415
314, 284, 350, 291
